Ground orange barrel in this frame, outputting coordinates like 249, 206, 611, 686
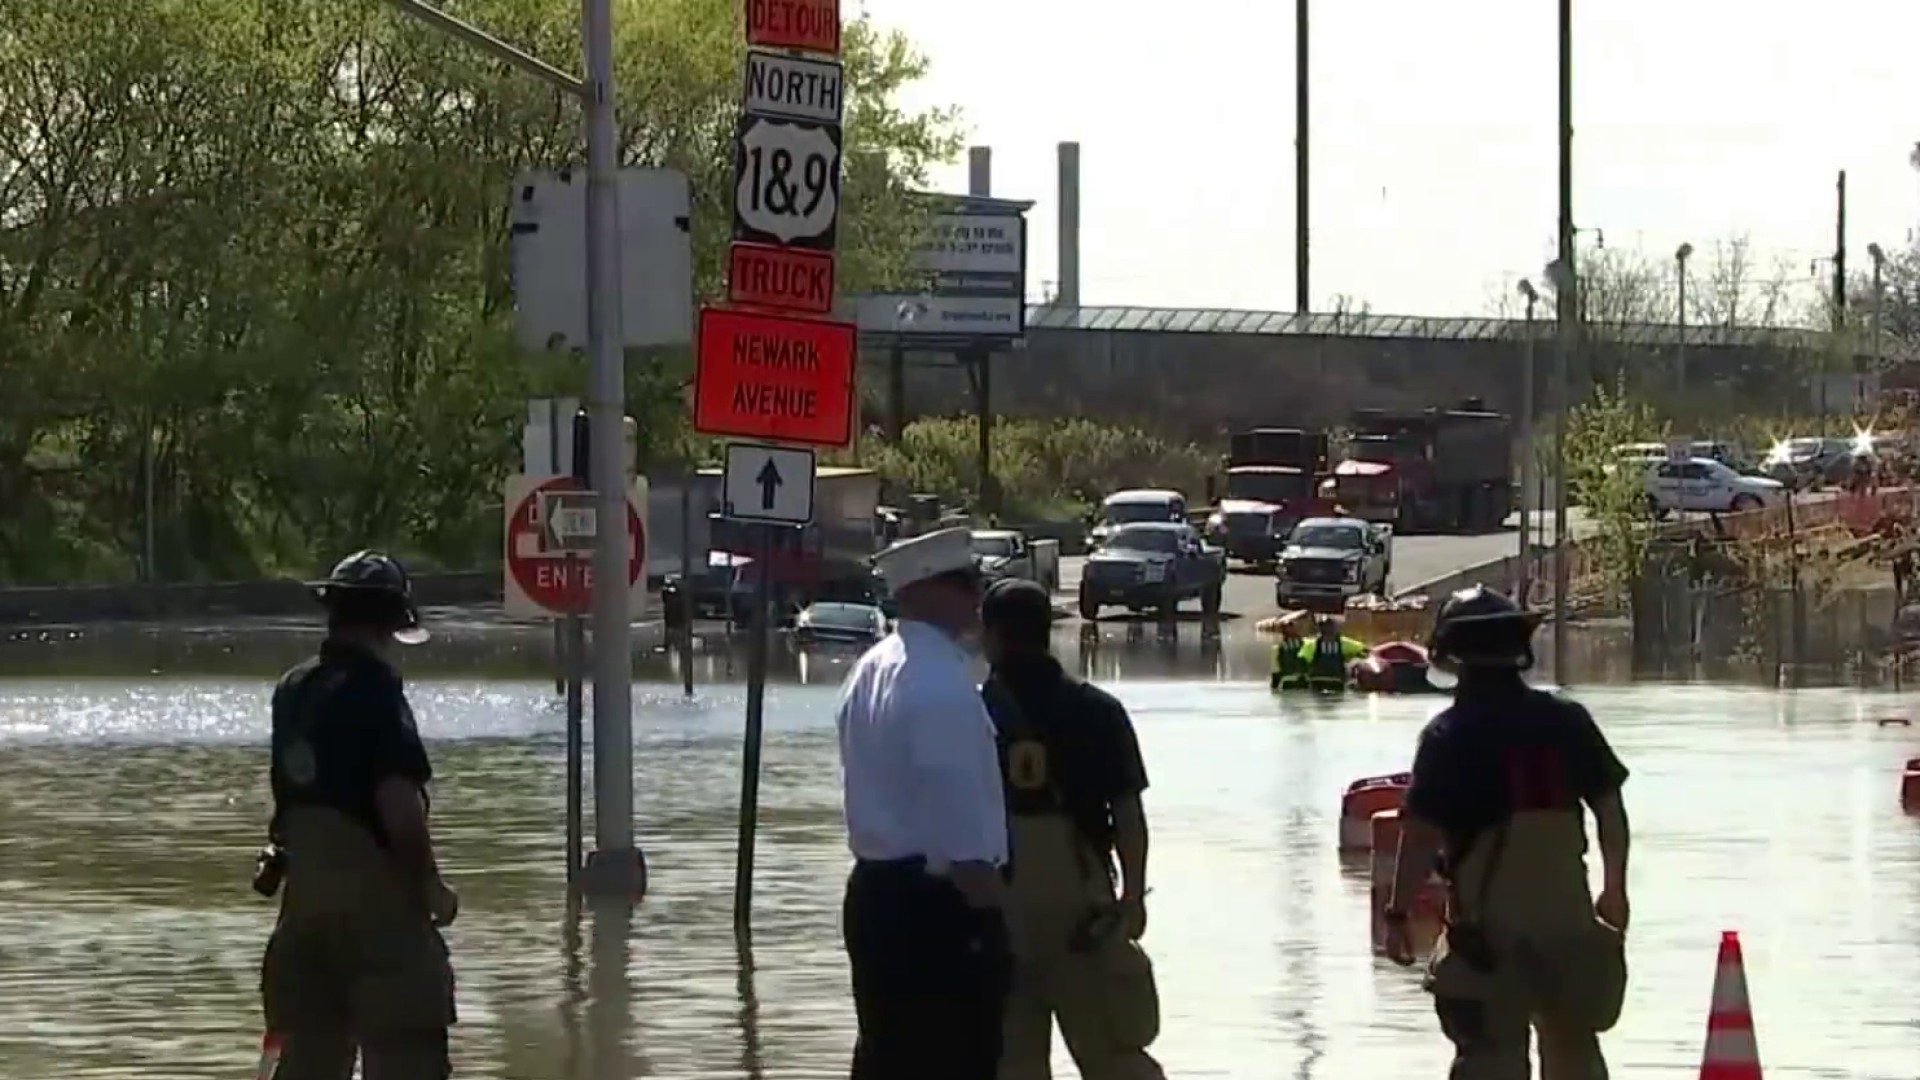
1367, 809, 1448, 957
1901, 757, 1920, 812
1338, 772, 1410, 851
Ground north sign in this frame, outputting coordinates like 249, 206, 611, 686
742, 50, 843, 125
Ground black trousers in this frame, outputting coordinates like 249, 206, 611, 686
844, 859, 1012, 1080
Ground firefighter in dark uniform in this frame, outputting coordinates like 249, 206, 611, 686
979, 579, 1164, 1080
1383, 585, 1631, 1080
257, 550, 458, 1080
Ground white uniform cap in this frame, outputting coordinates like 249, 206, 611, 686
873, 526, 977, 592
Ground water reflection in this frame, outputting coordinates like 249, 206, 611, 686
0, 619, 1269, 684
734, 943, 766, 1080
12, 623, 1920, 1076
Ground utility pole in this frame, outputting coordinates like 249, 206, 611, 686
1825, 170, 1847, 421
382, 0, 640, 897
1551, 0, 1574, 677
968, 147, 995, 516
1675, 242, 1693, 403
1294, 0, 1310, 313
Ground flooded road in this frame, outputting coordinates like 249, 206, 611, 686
2, 625, 1919, 1079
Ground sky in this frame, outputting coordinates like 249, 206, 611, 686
856, 0, 1920, 320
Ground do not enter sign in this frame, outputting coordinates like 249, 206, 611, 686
502, 475, 650, 618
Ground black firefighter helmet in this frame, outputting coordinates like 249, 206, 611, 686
1427, 583, 1542, 669
307, 550, 430, 645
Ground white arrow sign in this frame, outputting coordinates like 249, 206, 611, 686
733, 115, 841, 247
722, 442, 817, 525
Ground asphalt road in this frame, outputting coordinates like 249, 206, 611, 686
1058, 509, 1590, 623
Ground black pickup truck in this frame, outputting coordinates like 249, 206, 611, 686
1077, 522, 1227, 620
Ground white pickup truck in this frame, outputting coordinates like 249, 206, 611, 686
1273, 516, 1393, 613
970, 529, 1062, 593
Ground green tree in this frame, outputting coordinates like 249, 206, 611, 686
1553, 377, 1666, 605
0, 0, 959, 584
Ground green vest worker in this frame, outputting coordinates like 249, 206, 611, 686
1300, 617, 1368, 691
1270, 629, 1310, 690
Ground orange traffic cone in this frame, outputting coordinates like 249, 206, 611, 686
1699, 931, 1762, 1080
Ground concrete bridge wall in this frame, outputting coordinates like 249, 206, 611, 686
866, 326, 1853, 442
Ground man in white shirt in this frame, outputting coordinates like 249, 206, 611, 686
838, 526, 1011, 1080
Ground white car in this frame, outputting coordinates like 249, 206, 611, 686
1644, 457, 1785, 514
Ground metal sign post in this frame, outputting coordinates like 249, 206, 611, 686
732, 523, 776, 943
722, 441, 818, 942
563, 596, 585, 888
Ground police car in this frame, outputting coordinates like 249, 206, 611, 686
1643, 456, 1785, 515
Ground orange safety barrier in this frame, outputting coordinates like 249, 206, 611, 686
1338, 772, 1409, 850
1698, 930, 1763, 1080
1900, 757, 1920, 812
1368, 809, 1447, 957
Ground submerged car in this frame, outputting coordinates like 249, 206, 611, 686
793, 601, 889, 645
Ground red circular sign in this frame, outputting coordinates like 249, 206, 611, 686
506, 477, 646, 616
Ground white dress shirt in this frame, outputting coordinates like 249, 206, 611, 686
837, 620, 1008, 866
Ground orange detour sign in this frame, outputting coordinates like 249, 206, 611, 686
502, 475, 649, 618
693, 305, 857, 447
1699, 930, 1763, 1080
745, 0, 840, 56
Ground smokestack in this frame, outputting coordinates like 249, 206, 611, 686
968, 145, 992, 197
1057, 141, 1081, 308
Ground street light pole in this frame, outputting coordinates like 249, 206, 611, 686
1517, 280, 1539, 600
382, 0, 639, 893
1870, 242, 1888, 376
1552, 0, 1575, 677
1294, 0, 1310, 313
1675, 241, 1693, 404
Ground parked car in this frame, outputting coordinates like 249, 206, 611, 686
661, 551, 751, 629
1644, 457, 1786, 515
793, 601, 889, 645
1762, 437, 1855, 489
1274, 516, 1392, 612
970, 529, 1062, 592
1203, 499, 1290, 567
1077, 522, 1225, 621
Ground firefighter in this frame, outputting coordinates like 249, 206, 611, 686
1299, 615, 1368, 692
259, 550, 456, 1080
980, 578, 1163, 1080
1383, 585, 1631, 1080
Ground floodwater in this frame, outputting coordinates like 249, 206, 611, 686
2, 622, 1919, 1079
